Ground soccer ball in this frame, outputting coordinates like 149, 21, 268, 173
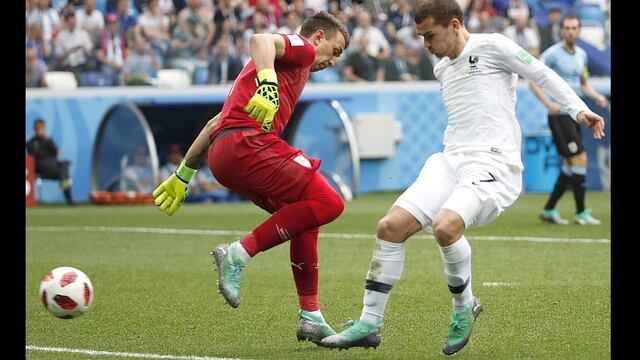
39, 266, 94, 319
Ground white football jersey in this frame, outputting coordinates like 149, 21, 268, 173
434, 33, 589, 169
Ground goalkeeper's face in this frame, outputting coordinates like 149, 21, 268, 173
310, 31, 346, 72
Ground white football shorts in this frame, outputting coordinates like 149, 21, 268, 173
394, 151, 522, 229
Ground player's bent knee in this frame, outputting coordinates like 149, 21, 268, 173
376, 217, 403, 242
432, 219, 463, 246
310, 192, 344, 225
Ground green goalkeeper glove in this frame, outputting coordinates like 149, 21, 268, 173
243, 68, 279, 132
152, 160, 197, 216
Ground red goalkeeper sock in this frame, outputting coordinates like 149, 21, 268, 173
290, 228, 320, 311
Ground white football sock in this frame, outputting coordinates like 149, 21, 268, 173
305, 309, 324, 320
438, 235, 473, 312
233, 241, 252, 264
360, 238, 406, 326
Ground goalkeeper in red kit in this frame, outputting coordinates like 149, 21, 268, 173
151, 11, 349, 344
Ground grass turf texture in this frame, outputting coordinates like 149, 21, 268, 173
26, 192, 610, 359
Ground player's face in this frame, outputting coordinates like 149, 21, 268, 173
310, 30, 345, 72
415, 17, 457, 58
35, 122, 46, 137
560, 18, 580, 45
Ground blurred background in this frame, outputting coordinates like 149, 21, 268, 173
25, 0, 610, 205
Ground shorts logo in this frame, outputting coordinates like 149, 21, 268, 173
568, 142, 578, 154
472, 172, 497, 185
293, 154, 312, 168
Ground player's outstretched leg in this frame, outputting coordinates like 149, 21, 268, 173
442, 296, 482, 355
319, 320, 382, 349
296, 310, 337, 344
211, 241, 249, 308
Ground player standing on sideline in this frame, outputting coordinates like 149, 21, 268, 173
530, 15, 608, 226
151, 11, 349, 344
320, 0, 604, 355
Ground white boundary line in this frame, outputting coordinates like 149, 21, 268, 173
26, 226, 610, 244
25, 345, 244, 360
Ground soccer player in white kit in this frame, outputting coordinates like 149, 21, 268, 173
320, 0, 605, 355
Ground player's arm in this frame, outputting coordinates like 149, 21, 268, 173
495, 34, 604, 138
243, 34, 286, 131
152, 113, 221, 216
184, 113, 220, 169
580, 70, 608, 108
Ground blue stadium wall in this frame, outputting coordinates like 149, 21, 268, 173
25, 80, 610, 203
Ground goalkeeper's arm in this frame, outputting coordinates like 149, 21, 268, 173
248, 34, 286, 73
152, 114, 220, 215
183, 113, 220, 169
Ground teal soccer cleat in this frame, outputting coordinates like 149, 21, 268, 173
574, 209, 601, 225
539, 209, 569, 225
296, 310, 337, 344
319, 320, 382, 349
211, 242, 246, 308
442, 297, 483, 355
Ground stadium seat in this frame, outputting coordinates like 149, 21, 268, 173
44, 71, 78, 89
156, 69, 191, 88
81, 71, 114, 87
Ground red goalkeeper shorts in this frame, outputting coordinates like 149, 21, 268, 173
208, 128, 321, 213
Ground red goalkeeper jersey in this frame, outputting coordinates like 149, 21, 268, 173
209, 33, 315, 141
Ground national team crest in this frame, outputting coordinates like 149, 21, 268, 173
469, 55, 479, 73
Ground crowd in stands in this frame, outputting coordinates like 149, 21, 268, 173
26, 0, 611, 88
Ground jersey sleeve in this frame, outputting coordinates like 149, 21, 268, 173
491, 33, 589, 121
277, 33, 315, 68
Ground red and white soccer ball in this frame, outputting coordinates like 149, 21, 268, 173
39, 267, 94, 319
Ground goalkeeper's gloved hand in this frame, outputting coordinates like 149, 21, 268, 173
152, 160, 197, 216
243, 68, 279, 132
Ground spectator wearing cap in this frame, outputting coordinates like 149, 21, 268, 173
54, 12, 93, 83
96, 13, 127, 85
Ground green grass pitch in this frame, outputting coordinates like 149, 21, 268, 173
26, 192, 610, 359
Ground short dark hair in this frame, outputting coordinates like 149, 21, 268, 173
561, 15, 581, 28
414, 0, 464, 27
34, 118, 45, 129
300, 10, 350, 49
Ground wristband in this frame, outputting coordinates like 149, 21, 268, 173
175, 160, 197, 183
